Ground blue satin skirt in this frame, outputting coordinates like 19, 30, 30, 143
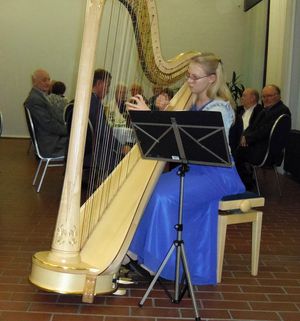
129, 163, 245, 285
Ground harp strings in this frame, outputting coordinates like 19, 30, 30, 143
81, 0, 148, 244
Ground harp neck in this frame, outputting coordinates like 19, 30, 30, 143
120, 0, 199, 85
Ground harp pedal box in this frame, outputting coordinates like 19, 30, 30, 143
113, 277, 135, 296
117, 277, 135, 285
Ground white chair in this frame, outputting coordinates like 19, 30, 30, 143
217, 192, 265, 283
25, 107, 65, 192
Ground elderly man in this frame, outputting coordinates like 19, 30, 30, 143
235, 84, 291, 189
238, 88, 263, 130
229, 88, 262, 155
24, 69, 68, 157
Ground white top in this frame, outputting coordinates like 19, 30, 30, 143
242, 105, 256, 130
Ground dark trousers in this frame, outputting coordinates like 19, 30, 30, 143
235, 145, 265, 190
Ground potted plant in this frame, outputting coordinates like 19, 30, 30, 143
227, 71, 245, 106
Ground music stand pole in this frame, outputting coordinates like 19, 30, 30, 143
139, 162, 201, 321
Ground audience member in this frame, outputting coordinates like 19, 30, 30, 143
65, 69, 129, 186
130, 83, 148, 105
148, 84, 163, 110
153, 87, 174, 111
130, 83, 143, 97
24, 69, 68, 157
235, 84, 291, 189
106, 84, 128, 127
51, 81, 67, 96
48, 81, 69, 122
229, 88, 262, 157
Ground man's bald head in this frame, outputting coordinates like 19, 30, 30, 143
32, 69, 51, 93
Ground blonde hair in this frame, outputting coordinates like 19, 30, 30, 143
190, 53, 235, 108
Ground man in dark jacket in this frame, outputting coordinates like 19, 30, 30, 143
235, 84, 291, 189
24, 69, 68, 157
229, 88, 263, 157
86, 69, 120, 175
65, 69, 129, 187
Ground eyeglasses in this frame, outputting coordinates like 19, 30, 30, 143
185, 72, 212, 81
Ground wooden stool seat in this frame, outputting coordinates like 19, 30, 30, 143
217, 192, 265, 283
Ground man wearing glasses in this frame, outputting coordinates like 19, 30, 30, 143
235, 84, 291, 190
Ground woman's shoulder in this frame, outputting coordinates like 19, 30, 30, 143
204, 99, 235, 128
204, 99, 233, 114
205, 99, 231, 109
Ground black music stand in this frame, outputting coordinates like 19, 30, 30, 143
129, 110, 232, 321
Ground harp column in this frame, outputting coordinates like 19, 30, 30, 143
48, 0, 106, 264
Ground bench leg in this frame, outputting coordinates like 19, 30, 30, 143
217, 215, 227, 283
251, 211, 263, 276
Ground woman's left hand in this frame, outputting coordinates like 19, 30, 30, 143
126, 94, 150, 111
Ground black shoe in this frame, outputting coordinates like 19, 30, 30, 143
124, 260, 152, 279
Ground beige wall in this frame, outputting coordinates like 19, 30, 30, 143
266, 0, 300, 129
0, 0, 268, 137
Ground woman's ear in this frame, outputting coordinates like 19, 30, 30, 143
208, 73, 216, 84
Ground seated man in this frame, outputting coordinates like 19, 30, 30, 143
24, 69, 68, 157
235, 84, 291, 189
229, 88, 263, 157
66, 69, 130, 187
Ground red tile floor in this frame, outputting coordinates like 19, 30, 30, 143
0, 138, 299, 321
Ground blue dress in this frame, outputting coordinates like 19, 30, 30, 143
129, 100, 245, 285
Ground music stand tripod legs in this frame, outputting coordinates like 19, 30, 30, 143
139, 164, 201, 321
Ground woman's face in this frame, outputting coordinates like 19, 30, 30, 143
186, 62, 214, 96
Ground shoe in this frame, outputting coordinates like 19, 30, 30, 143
124, 260, 152, 279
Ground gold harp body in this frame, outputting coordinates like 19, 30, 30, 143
29, 0, 199, 301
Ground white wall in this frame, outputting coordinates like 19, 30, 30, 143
0, 0, 86, 137
241, 0, 268, 88
0, 0, 267, 137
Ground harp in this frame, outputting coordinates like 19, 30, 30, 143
29, 0, 199, 302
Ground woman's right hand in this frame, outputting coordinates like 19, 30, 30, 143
126, 94, 150, 111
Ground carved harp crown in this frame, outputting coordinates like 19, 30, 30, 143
29, 0, 199, 302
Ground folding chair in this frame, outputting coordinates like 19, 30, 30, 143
251, 114, 291, 196
25, 107, 65, 192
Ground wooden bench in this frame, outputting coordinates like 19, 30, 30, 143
217, 192, 265, 283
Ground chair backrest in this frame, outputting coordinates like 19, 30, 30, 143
64, 102, 94, 144
25, 107, 43, 159
64, 102, 74, 133
260, 113, 291, 167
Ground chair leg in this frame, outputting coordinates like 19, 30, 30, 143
33, 159, 43, 186
253, 167, 260, 195
217, 215, 227, 283
251, 211, 263, 276
37, 159, 50, 192
273, 166, 282, 197
27, 141, 33, 155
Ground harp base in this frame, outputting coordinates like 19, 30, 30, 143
29, 251, 118, 300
